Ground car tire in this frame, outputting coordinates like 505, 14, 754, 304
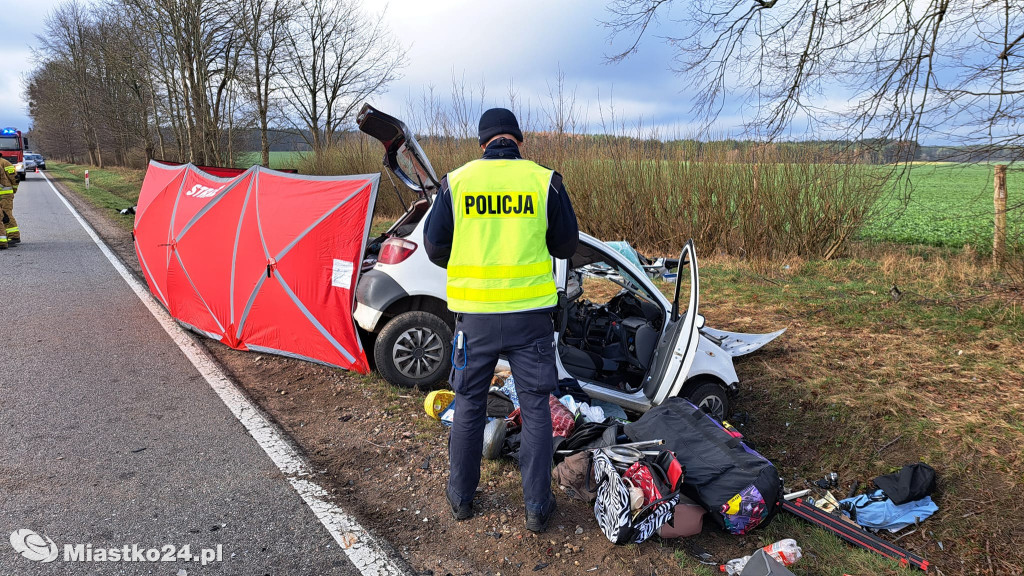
680, 378, 730, 421
374, 310, 452, 389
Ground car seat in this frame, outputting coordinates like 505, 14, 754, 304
559, 345, 601, 379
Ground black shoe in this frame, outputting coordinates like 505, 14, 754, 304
447, 492, 473, 521
8, 238, 18, 246
525, 498, 557, 533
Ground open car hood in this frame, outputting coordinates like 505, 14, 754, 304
700, 327, 786, 357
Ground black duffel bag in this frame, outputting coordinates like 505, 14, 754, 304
624, 398, 781, 534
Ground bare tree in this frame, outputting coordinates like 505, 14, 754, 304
282, 0, 405, 152
120, 0, 243, 165
36, 1, 105, 166
27, 0, 403, 169
239, 0, 293, 167
604, 0, 1024, 161
25, 61, 90, 162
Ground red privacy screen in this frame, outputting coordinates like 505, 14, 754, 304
134, 161, 378, 372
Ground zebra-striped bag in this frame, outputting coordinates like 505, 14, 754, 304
592, 451, 681, 544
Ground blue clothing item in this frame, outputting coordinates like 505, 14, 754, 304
839, 489, 938, 532
423, 138, 579, 270
500, 375, 521, 410
447, 311, 557, 514
590, 398, 629, 422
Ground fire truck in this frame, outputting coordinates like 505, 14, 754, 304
0, 128, 28, 180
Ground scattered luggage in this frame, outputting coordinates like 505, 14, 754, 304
839, 489, 938, 532
624, 398, 781, 534
592, 449, 683, 544
554, 451, 598, 503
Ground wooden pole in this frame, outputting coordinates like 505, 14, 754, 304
994, 164, 1007, 269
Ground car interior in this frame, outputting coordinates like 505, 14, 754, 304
557, 243, 667, 393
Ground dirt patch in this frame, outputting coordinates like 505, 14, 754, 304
50, 175, 715, 575
53, 174, 1015, 575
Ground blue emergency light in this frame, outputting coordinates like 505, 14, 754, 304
1, 128, 16, 135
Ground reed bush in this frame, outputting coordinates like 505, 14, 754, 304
299, 108, 888, 260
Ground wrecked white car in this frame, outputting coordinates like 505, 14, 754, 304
354, 104, 783, 419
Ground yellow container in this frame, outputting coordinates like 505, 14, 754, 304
424, 390, 456, 420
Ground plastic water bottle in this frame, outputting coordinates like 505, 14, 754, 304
720, 556, 750, 575
720, 539, 802, 574
763, 538, 802, 566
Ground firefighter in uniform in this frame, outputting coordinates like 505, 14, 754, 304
424, 108, 578, 533
0, 157, 18, 248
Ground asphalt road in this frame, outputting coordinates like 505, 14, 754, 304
0, 173, 373, 574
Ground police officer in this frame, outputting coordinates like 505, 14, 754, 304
0, 157, 18, 249
424, 108, 578, 533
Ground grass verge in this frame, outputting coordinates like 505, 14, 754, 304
54, 159, 1022, 573
47, 163, 143, 231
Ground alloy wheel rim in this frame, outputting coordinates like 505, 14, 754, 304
393, 327, 444, 379
699, 396, 725, 420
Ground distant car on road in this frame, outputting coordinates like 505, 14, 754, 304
15, 157, 34, 179
25, 153, 45, 170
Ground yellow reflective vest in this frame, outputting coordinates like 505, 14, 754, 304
0, 159, 15, 193
446, 158, 558, 313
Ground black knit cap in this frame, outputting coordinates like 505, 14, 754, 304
478, 108, 523, 145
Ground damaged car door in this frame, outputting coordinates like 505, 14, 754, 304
644, 241, 700, 405
554, 238, 701, 414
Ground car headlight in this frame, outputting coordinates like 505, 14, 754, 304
15, 163, 23, 170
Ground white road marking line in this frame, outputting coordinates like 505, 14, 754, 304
39, 172, 408, 576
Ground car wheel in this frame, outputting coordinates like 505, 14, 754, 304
374, 310, 452, 389
680, 379, 730, 421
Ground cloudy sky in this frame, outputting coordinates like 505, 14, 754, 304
3, 0, 734, 136
360, 0, 718, 135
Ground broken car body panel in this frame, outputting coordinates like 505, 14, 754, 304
354, 103, 784, 417
700, 327, 785, 357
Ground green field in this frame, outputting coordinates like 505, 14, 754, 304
233, 150, 308, 170
52, 157, 1024, 253
859, 163, 1023, 250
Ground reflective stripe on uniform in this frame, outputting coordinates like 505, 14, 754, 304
4, 166, 14, 174
447, 280, 557, 304
446, 260, 551, 280
6, 227, 17, 234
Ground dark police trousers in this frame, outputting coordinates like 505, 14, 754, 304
447, 310, 556, 514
